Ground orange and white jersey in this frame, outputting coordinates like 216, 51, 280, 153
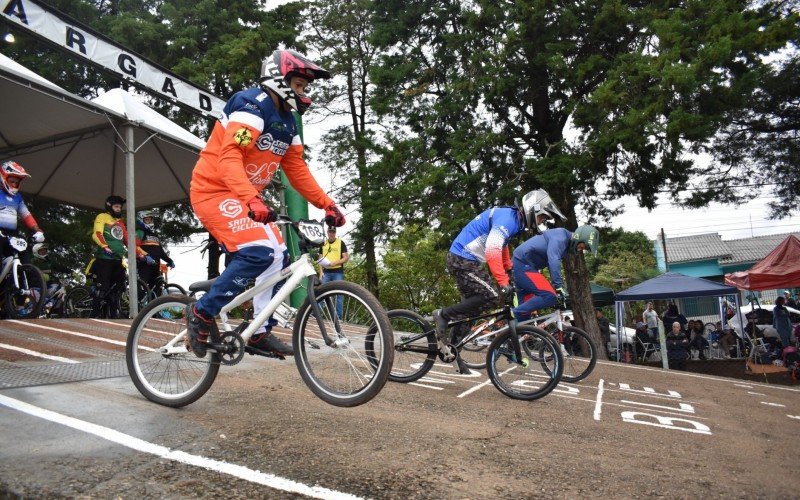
190, 87, 332, 210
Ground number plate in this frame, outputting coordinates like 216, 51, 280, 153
297, 220, 325, 245
8, 237, 27, 252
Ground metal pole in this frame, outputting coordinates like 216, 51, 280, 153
661, 228, 669, 271
124, 123, 139, 318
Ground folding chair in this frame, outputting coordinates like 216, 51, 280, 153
636, 335, 661, 362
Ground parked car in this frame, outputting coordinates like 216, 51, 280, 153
728, 303, 800, 341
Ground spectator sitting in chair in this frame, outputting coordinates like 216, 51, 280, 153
635, 321, 652, 344
666, 321, 689, 370
719, 326, 736, 359
687, 320, 708, 360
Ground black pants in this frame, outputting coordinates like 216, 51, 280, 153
441, 253, 501, 338
91, 258, 126, 318
138, 262, 162, 296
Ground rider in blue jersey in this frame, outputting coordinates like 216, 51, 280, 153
512, 225, 599, 320
0, 161, 45, 261
432, 189, 566, 373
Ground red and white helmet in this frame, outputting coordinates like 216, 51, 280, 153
0, 161, 30, 195
260, 49, 330, 115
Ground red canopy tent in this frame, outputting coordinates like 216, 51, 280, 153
725, 235, 800, 291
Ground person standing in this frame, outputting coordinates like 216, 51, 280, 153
642, 302, 659, 340
784, 290, 796, 308
662, 303, 688, 332
135, 210, 175, 297
318, 225, 349, 317
773, 296, 793, 348
91, 195, 152, 318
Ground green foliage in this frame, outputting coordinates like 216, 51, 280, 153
377, 225, 459, 313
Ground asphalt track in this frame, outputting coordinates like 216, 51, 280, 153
0, 319, 796, 498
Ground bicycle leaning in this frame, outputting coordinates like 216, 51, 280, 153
385, 295, 564, 401
0, 231, 46, 319
126, 216, 394, 408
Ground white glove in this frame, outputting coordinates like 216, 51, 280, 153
317, 257, 332, 269
32, 231, 45, 243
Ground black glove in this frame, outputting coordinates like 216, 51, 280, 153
499, 284, 515, 305
555, 287, 566, 305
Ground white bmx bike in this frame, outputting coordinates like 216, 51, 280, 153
125, 216, 394, 408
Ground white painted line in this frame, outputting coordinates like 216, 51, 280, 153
0, 342, 80, 364
761, 402, 786, 408
734, 384, 753, 388
457, 366, 516, 398
0, 394, 361, 500
595, 359, 800, 392
8, 320, 126, 348
788, 415, 800, 420
593, 379, 605, 421
409, 382, 444, 390
89, 319, 129, 328
747, 391, 766, 396
90, 318, 165, 336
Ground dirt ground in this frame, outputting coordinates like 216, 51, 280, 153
1, 319, 798, 498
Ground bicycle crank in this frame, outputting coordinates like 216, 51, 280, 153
209, 332, 245, 366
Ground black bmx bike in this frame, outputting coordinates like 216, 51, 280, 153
386, 301, 564, 401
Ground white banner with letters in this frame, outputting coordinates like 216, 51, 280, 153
1, 0, 224, 118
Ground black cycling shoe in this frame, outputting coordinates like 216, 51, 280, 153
185, 304, 213, 358
432, 309, 449, 342
246, 332, 294, 357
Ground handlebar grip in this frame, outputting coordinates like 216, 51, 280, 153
248, 210, 255, 221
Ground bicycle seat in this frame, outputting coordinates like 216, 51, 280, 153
189, 278, 217, 294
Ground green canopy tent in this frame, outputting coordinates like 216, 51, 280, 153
565, 283, 616, 308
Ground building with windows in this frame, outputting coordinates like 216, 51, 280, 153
653, 231, 800, 316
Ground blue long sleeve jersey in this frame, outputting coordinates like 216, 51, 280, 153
449, 207, 525, 286
511, 228, 573, 289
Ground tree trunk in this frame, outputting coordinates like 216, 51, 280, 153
563, 252, 608, 360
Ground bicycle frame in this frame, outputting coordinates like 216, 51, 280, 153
0, 255, 21, 289
397, 304, 528, 365
159, 218, 340, 355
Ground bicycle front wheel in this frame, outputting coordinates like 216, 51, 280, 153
4, 263, 46, 319
126, 294, 220, 407
486, 325, 563, 401
555, 326, 597, 383
293, 281, 393, 407
386, 309, 436, 383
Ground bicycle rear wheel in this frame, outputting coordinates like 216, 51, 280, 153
386, 309, 436, 383
4, 263, 46, 319
486, 325, 562, 401
64, 286, 92, 318
294, 281, 393, 407
552, 326, 597, 383
126, 294, 220, 407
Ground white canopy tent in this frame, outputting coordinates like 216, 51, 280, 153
0, 53, 206, 315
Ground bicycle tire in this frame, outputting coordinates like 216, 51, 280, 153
165, 283, 187, 295
64, 286, 92, 318
293, 281, 393, 407
126, 294, 220, 407
385, 309, 436, 383
486, 325, 563, 401
4, 263, 46, 319
554, 326, 597, 383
